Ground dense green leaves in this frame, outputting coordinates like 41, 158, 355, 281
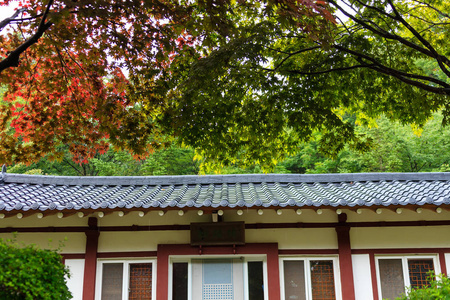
0, 238, 71, 300
279, 113, 450, 174
1, 0, 449, 169
161, 0, 450, 169
395, 274, 450, 300
9, 112, 450, 175
0, 0, 335, 166
9, 146, 200, 176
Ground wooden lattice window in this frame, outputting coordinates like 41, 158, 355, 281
310, 261, 336, 300
282, 258, 336, 300
377, 257, 436, 300
408, 259, 434, 289
129, 263, 152, 300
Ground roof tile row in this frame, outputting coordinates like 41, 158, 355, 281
1, 173, 450, 212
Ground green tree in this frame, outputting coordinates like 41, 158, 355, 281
0, 0, 331, 166
8, 145, 200, 176
278, 112, 450, 174
395, 274, 450, 300
2, 0, 449, 170
92, 146, 200, 176
0, 238, 72, 300
355, 114, 450, 173
164, 0, 450, 169
4, 0, 450, 175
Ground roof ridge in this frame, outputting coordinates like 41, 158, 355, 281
3, 172, 450, 186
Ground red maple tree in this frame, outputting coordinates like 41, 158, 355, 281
0, 0, 334, 164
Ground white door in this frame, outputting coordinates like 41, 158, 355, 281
192, 259, 244, 300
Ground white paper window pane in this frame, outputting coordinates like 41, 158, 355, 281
379, 259, 405, 300
283, 260, 306, 300
101, 263, 124, 300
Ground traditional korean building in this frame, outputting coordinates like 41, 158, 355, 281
1, 172, 450, 300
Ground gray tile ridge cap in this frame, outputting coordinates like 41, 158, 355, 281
2, 172, 450, 186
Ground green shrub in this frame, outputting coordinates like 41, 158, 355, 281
0, 238, 72, 299
396, 274, 450, 300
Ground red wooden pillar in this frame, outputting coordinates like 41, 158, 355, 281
439, 251, 448, 276
369, 253, 379, 300
83, 217, 100, 300
335, 213, 355, 300
265, 243, 281, 300
156, 244, 170, 300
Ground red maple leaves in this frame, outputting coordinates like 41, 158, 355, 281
0, 36, 129, 164
0, 0, 335, 165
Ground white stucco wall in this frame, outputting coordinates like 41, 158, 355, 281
97, 228, 338, 252
0, 232, 86, 253
2, 208, 450, 253
65, 259, 85, 300
98, 231, 189, 252
350, 226, 450, 249
247, 228, 338, 249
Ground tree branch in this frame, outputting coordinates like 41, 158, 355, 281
329, 0, 440, 61
262, 64, 373, 75
8, 14, 45, 23
0, 0, 54, 73
271, 46, 321, 71
62, 157, 82, 175
351, 0, 397, 20
386, 0, 450, 77
0, 8, 26, 32
334, 45, 450, 94
411, 0, 450, 18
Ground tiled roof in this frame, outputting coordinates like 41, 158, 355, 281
0, 172, 450, 212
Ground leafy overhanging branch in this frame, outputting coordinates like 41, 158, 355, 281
162, 0, 450, 169
0, 0, 53, 72
261, 0, 450, 95
0, 7, 26, 31
1, 0, 450, 170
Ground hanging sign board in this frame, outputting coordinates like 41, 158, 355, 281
190, 222, 245, 246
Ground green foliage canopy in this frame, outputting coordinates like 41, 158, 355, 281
162, 0, 450, 169
0, 0, 333, 165
1, 0, 449, 169
8, 112, 450, 175
0, 238, 72, 300
395, 274, 450, 300
279, 113, 450, 174
9, 146, 200, 176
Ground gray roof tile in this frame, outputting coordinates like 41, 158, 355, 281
1, 172, 450, 212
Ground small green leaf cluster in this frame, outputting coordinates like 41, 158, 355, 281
0, 238, 72, 300
395, 274, 450, 300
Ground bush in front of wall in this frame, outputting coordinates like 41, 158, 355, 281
0, 238, 72, 300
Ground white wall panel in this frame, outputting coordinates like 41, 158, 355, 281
65, 259, 85, 300
444, 253, 450, 276
352, 254, 373, 300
